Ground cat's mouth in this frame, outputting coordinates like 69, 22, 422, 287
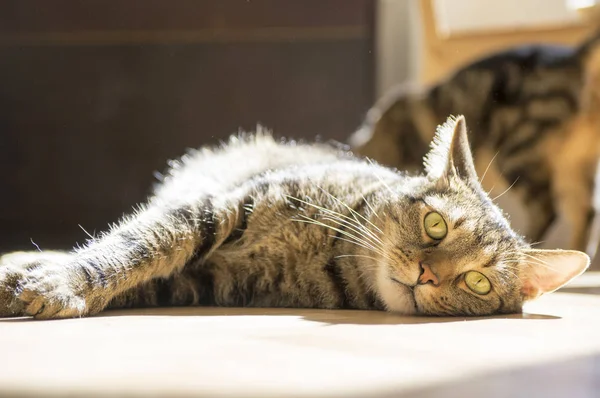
390, 277, 417, 295
390, 262, 424, 288
389, 276, 418, 313
390, 277, 405, 286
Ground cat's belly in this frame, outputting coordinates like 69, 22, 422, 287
202, 244, 346, 309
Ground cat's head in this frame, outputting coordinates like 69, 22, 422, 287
376, 115, 589, 316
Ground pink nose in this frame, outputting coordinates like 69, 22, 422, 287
418, 263, 439, 286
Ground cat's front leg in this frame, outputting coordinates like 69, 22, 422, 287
6, 201, 225, 319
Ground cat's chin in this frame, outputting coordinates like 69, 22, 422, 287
375, 270, 418, 315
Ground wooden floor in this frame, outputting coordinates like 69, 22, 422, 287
1, 274, 599, 397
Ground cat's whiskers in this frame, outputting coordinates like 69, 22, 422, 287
296, 216, 375, 250
503, 254, 568, 276
317, 210, 385, 246
330, 236, 394, 263
503, 250, 560, 272
360, 193, 381, 221
301, 199, 394, 263
492, 176, 520, 201
295, 216, 391, 260
365, 158, 397, 196
497, 264, 520, 280
314, 186, 385, 235
321, 215, 385, 249
489, 255, 525, 279
528, 240, 546, 247
500, 253, 524, 262
286, 196, 387, 261
285, 194, 384, 241
479, 151, 500, 185
522, 258, 563, 273
310, 207, 384, 248
335, 254, 381, 262
78, 224, 96, 240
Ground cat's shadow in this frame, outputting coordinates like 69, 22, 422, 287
0, 306, 559, 325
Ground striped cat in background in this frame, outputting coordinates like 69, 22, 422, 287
0, 116, 589, 319
350, 31, 600, 257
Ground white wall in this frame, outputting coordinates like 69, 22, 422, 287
433, 0, 580, 36
376, 0, 414, 96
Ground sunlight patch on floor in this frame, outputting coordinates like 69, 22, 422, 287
564, 271, 600, 288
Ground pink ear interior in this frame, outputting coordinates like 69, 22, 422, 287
520, 249, 589, 300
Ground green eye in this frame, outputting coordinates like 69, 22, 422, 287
465, 271, 491, 295
424, 212, 447, 240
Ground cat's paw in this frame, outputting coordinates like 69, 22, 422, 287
0, 251, 95, 319
0, 263, 27, 317
0, 252, 64, 317
16, 266, 90, 319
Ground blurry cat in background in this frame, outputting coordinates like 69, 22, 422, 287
350, 30, 600, 258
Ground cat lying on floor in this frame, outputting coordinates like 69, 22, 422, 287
0, 115, 589, 319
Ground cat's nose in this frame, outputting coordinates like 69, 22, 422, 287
418, 263, 439, 286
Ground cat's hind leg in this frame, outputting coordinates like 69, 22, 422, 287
549, 118, 600, 256
552, 168, 595, 254
551, 157, 599, 256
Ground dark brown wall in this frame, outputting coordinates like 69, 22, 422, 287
0, 0, 375, 251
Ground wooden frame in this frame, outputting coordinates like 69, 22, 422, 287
418, 0, 594, 84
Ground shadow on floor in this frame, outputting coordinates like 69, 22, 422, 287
74, 306, 562, 325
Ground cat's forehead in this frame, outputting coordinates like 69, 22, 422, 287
419, 187, 487, 222
419, 193, 465, 218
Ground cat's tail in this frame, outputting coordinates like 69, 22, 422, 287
348, 82, 433, 172
349, 82, 420, 146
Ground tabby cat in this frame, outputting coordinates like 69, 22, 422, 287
0, 116, 588, 319
350, 31, 600, 257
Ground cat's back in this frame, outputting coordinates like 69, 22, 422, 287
153, 130, 351, 202
431, 43, 581, 115
460, 43, 576, 73
351, 43, 583, 169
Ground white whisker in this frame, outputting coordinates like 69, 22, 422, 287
330, 236, 393, 262
360, 193, 381, 220
319, 211, 384, 245
78, 224, 95, 240
295, 217, 387, 257
335, 254, 380, 262
315, 186, 385, 235
492, 177, 519, 201
366, 157, 396, 196
286, 194, 384, 239
321, 215, 385, 248
480, 151, 499, 184
30, 238, 42, 252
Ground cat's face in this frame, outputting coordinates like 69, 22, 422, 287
375, 116, 589, 316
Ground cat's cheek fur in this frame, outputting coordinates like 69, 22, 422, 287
375, 268, 417, 314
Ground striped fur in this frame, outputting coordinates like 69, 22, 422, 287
0, 118, 589, 319
350, 31, 600, 257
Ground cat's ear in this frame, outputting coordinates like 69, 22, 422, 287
519, 249, 590, 300
424, 115, 479, 185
